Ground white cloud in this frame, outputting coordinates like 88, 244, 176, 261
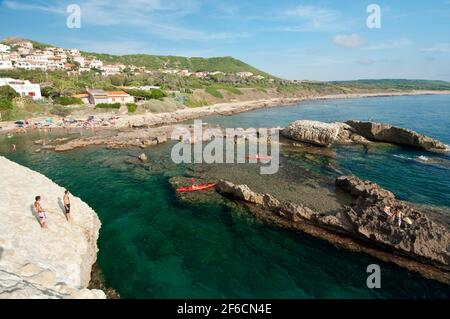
283, 5, 340, 29
2, 0, 248, 41
355, 58, 388, 65
3, 0, 64, 13
365, 39, 413, 50
420, 43, 450, 53
274, 5, 351, 32
333, 34, 364, 48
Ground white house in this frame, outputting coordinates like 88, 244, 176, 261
15, 61, 31, 70
9, 52, 19, 62
18, 41, 33, 49
236, 72, 254, 78
67, 49, 81, 56
17, 47, 32, 55
0, 44, 11, 53
55, 48, 67, 57
89, 59, 103, 69
107, 91, 135, 104
73, 56, 86, 67
47, 61, 66, 71
0, 78, 42, 100
0, 60, 13, 70
101, 64, 123, 75
42, 49, 55, 57
86, 89, 134, 105
25, 54, 49, 63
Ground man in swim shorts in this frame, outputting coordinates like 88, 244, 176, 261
64, 190, 71, 222
34, 196, 47, 229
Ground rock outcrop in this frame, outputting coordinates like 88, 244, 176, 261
0, 156, 105, 299
335, 176, 450, 268
281, 120, 369, 147
346, 120, 449, 152
281, 119, 448, 153
281, 120, 344, 147
216, 178, 450, 284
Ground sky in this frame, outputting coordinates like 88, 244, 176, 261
1, 0, 450, 81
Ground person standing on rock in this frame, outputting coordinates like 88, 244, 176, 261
64, 190, 71, 222
34, 196, 47, 229
395, 209, 404, 227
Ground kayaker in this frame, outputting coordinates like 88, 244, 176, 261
191, 178, 199, 190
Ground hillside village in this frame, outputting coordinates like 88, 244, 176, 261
0, 39, 265, 80
2, 38, 450, 124
0, 38, 277, 119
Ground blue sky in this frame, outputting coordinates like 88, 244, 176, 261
1, 0, 450, 81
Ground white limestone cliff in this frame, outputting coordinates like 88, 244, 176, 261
0, 156, 106, 299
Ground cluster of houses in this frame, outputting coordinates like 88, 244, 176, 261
0, 40, 127, 75
159, 69, 264, 80
0, 40, 267, 80
0, 75, 136, 106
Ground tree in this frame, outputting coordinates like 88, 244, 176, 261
0, 85, 19, 100
41, 86, 59, 98
53, 79, 76, 97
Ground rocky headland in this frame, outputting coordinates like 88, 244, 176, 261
0, 156, 106, 299
215, 177, 450, 284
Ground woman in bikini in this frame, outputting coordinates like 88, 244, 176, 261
34, 196, 47, 229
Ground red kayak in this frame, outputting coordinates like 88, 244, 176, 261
245, 155, 272, 160
177, 184, 217, 193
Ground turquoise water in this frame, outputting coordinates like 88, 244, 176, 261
1, 95, 450, 299
204, 95, 450, 208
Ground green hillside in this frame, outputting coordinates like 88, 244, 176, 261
81, 51, 272, 77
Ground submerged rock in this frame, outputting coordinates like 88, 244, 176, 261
346, 120, 449, 152
138, 153, 148, 162
0, 156, 106, 299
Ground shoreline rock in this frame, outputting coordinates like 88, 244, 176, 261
215, 177, 450, 285
345, 120, 449, 152
0, 156, 106, 299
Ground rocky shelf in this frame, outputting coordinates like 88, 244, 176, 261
215, 176, 450, 285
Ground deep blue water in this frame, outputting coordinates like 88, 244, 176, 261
1, 94, 449, 299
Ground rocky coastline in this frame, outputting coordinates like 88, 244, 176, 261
1, 90, 450, 136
